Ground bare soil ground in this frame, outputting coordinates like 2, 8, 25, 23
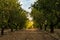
0, 29, 60, 40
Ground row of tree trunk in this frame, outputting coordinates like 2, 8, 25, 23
0, 25, 21, 35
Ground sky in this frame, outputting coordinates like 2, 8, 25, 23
19, 0, 36, 13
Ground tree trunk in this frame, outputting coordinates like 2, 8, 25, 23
45, 25, 47, 31
50, 23, 54, 33
11, 28, 13, 32
39, 24, 42, 30
40, 26, 42, 30
1, 26, 4, 35
15, 26, 18, 31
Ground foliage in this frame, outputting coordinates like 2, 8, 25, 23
31, 0, 60, 33
0, 0, 27, 35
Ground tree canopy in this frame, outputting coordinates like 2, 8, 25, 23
31, 0, 60, 33
0, 0, 28, 35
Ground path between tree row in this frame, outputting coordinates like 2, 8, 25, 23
0, 29, 60, 40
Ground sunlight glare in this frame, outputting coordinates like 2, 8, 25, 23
26, 20, 34, 29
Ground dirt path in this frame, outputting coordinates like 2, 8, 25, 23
0, 29, 59, 40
